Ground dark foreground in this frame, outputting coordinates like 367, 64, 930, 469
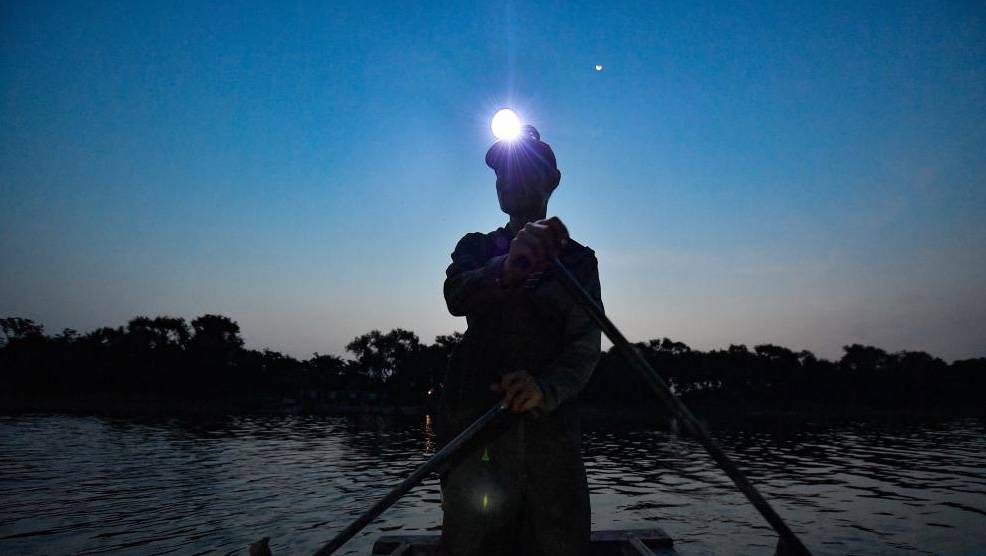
250, 528, 678, 556
367, 529, 677, 555
1, 414, 984, 555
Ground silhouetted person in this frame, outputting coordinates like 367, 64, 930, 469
438, 125, 603, 556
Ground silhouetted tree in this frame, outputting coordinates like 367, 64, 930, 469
190, 314, 243, 351
1, 314, 983, 414
346, 328, 422, 385
0, 317, 44, 345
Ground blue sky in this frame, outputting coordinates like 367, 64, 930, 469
2, 1, 984, 361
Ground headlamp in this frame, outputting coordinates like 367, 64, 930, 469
485, 109, 556, 172
490, 108, 521, 141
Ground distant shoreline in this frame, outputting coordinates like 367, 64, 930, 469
3, 394, 984, 423
5, 317, 984, 428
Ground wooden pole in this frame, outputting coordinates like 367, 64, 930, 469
311, 402, 508, 556
550, 257, 813, 556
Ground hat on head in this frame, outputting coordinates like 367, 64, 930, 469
485, 124, 558, 174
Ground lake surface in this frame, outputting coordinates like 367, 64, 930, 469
1, 413, 983, 555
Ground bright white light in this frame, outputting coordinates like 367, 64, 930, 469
595, 64, 603, 71
491, 108, 521, 141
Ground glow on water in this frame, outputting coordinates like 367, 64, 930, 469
0, 415, 984, 555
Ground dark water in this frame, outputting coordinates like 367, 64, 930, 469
1, 413, 984, 555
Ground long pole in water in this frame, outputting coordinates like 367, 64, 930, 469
550, 257, 813, 556
309, 258, 811, 555
312, 402, 508, 556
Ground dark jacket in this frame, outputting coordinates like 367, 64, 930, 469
437, 224, 603, 444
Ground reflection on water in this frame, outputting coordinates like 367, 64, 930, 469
0, 414, 983, 555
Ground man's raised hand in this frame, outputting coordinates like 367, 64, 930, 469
502, 216, 569, 287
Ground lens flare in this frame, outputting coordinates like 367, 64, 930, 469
490, 108, 521, 141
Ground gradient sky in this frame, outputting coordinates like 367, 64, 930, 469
2, 1, 984, 361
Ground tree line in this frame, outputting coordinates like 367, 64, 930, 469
1, 315, 983, 411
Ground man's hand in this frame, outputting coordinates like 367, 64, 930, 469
502, 216, 569, 287
490, 371, 544, 413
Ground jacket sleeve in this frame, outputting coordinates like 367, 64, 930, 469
443, 232, 510, 317
536, 253, 603, 413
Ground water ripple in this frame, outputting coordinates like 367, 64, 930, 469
0, 415, 984, 555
